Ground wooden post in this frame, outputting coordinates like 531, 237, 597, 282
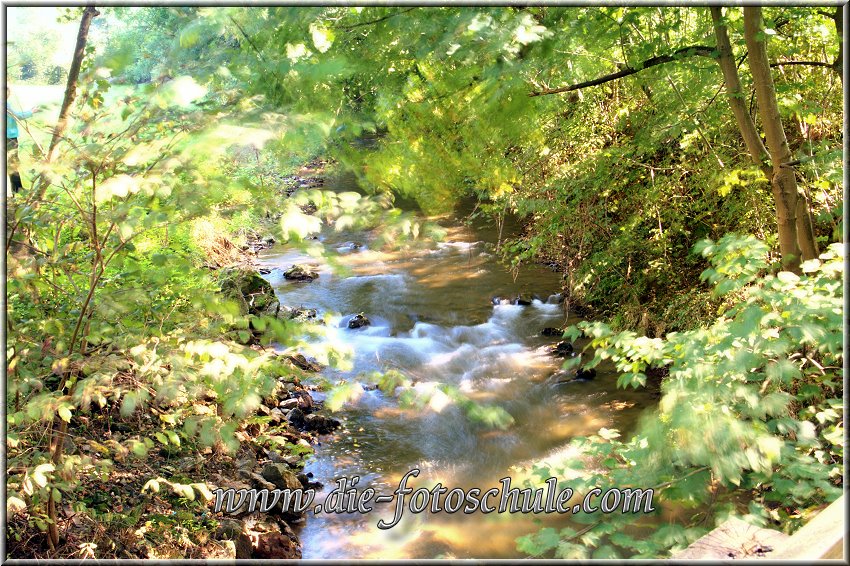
770, 494, 845, 560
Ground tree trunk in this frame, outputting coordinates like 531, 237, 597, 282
712, 7, 818, 268
46, 6, 99, 162
832, 6, 843, 81
743, 7, 817, 270
710, 7, 770, 175
44, 9, 99, 548
795, 185, 819, 260
35, 6, 99, 206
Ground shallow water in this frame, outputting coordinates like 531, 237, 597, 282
259, 172, 657, 559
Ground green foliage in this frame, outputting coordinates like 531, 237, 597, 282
7, 9, 76, 85
325, 370, 516, 430
211, 6, 841, 335
694, 233, 772, 294
519, 236, 843, 557
4, 37, 325, 555
5, 5, 844, 559
99, 8, 203, 84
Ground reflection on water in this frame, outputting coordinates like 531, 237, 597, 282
259, 173, 657, 559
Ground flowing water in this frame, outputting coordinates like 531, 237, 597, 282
259, 172, 658, 559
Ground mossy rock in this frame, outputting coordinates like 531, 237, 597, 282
220, 268, 279, 316
283, 264, 319, 282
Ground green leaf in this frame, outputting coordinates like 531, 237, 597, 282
592, 545, 621, 559
325, 381, 364, 412
130, 440, 148, 458
32, 463, 55, 488
598, 427, 621, 440
57, 405, 72, 423
310, 23, 335, 53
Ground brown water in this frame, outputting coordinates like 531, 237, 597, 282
259, 173, 657, 559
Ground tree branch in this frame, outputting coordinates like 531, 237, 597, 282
336, 7, 416, 31
33, 5, 98, 208
46, 6, 99, 162
229, 15, 266, 63
528, 45, 715, 97
770, 60, 836, 70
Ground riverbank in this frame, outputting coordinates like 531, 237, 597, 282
6, 151, 662, 559
124, 162, 344, 559
247, 170, 665, 559
6, 161, 340, 560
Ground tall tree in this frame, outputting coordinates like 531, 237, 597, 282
710, 8, 770, 174
742, 7, 817, 270
712, 7, 818, 270
43, 8, 100, 548
46, 6, 99, 164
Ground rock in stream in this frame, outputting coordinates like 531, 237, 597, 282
283, 265, 319, 282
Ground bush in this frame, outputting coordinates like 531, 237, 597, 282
518, 235, 844, 558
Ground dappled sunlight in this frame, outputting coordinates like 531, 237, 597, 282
6, 4, 841, 560
182, 123, 278, 160
261, 173, 665, 559
152, 75, 207, 108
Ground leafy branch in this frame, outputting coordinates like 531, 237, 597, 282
528, 45, 715, 97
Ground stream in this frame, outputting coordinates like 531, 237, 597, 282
258, 172, 658, 559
